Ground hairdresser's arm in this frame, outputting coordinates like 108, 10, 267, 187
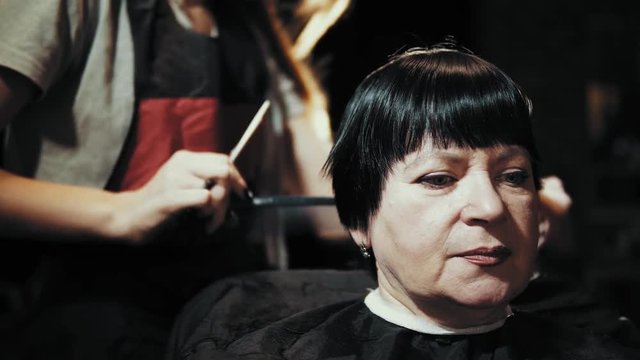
0, 68, 247, 244
286, 107, 348, 241
0, 66, 131, 242
0, 155, 247, 244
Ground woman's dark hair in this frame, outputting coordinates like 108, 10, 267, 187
323, 43, 540, 232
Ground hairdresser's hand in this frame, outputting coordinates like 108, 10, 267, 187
539, 176, 572, 217
113, 150, 248, 244
537, 175, 572, 249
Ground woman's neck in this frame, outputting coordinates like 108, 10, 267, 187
376, 278, 511, 331
366, 287, 511, 335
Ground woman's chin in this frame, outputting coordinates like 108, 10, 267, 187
453, 270, 530, 305
449, 282, 520, 310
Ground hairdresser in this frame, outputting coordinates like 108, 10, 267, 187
0, 0, 344, 358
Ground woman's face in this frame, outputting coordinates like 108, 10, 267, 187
352, 141, 539, 326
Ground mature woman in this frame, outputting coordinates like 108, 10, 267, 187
168, 42, 639, 359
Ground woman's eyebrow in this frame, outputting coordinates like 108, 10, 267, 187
494, 147, 530, 163
403, 149, 467, 171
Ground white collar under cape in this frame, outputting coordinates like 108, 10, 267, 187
364, 288, 513, 335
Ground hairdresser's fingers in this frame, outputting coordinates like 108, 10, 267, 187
539, 176, 572, 216
121, 150, 245, 241
140, 150, 218, 194
186, 153, 249, 198
217, 161, 249, 198
120, 148, 258, 243
206, 181, 231, 231
152, 149, 248, 197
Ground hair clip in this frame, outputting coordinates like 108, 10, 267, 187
431, 35, 474, 55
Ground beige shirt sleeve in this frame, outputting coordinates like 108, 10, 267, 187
1, 0, 135, 189
0, 0, 92, 92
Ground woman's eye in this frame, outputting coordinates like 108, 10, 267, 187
499, 170, 530, 186
419, 174, 456, 189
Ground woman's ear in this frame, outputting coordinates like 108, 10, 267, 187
537, 207, 550, 250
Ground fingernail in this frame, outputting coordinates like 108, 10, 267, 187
244, 188, 254, 199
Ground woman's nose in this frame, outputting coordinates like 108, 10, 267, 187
460, 175, 506, 224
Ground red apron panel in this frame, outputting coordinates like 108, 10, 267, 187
120, 97, 220, 190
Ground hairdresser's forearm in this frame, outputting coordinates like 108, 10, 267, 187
0, 170, 135, 242
287, 117, 348, 241
287, 115, 334, 196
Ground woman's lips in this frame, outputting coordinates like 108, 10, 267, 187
455, 246, 512, 266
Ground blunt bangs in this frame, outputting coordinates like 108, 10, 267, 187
325, 48, 540, 232
386, 49, 538, 163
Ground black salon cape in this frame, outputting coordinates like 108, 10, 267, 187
179, 301, 640, 360
167, 271, 640, 360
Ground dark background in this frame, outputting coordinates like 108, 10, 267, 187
299, 0, 640, 323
